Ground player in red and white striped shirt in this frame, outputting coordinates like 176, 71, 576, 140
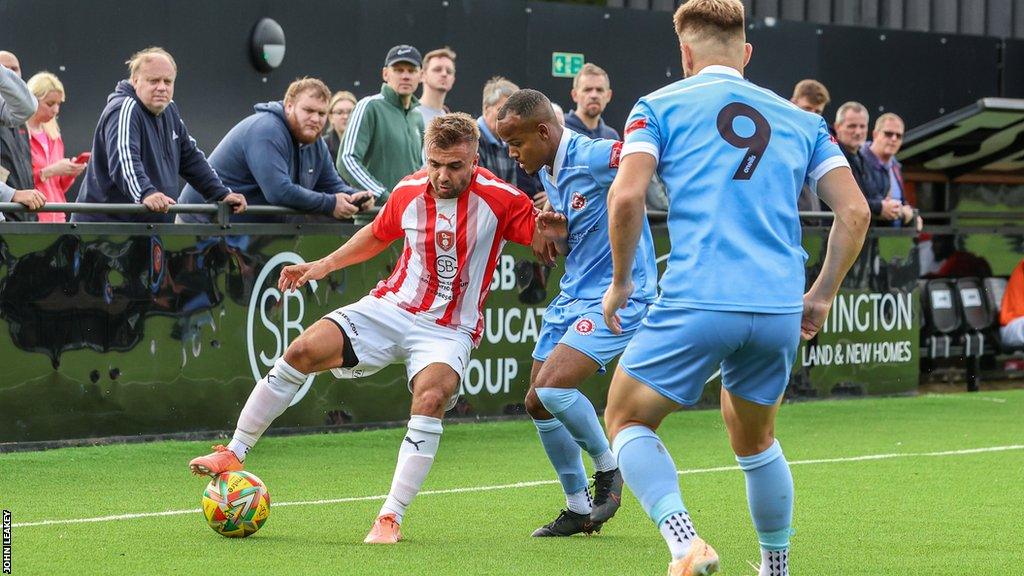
188, 113, 540, 544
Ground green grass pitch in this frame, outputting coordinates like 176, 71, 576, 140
2, 390, 1022, 575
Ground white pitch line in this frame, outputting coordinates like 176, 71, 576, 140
11, 444, 1023, 529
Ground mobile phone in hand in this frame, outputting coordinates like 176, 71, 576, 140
73, 152, 92, 164
353, 194, 373, 208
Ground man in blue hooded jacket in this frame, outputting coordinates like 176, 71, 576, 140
73, 47, 246, 222
178, 78, 372, 223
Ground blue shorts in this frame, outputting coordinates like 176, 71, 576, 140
620, 305, 801, 406
533, 294, 649, 372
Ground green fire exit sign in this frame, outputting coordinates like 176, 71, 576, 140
552, 52, 585, 78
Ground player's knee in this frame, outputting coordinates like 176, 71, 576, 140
731, 432, 776, 457
282, 337, 320, 374
604, 411, 652, 443
414, 386, 450, 415
524, 388, 549, 419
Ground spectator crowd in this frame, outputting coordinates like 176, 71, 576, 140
2, 42, 1022, 334
0, 44, 659, 223
0, 43, 921, 227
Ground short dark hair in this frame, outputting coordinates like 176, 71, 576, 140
792, 79, 830, 107
496, 89, 554, 123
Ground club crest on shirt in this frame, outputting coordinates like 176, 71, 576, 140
436, 230, 455, 252
571, 192, 587, 211
574, 317, 595, 335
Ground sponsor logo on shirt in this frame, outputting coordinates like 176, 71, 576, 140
624, 117, 648, 135
574, 317, 595, 336
609, 141, 623, 168
571, 192, 587, 211
436, 254, 458, 279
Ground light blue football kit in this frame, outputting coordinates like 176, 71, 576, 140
533, 129, 658, 370
618, 65, 846, 406
531, 128, 658, 515
610, 65, 848, 562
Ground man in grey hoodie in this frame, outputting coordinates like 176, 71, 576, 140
0, 59, 45, 219
178, 78, 371, 223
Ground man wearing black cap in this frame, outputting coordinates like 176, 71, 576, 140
337, 44, 425, 202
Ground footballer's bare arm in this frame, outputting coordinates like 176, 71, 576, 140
279, 225, 392, 292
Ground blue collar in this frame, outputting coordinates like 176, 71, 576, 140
477, 116, 500, 146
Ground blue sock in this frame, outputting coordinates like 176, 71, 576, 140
736, 439, 793, 551
536, 388, 614, 469
533, 418, 588, 505
612, 425, 686, 526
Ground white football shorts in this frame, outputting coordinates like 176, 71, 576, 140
324, 295, 471, 410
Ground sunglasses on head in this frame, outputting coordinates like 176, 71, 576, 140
882, 130, 903, 140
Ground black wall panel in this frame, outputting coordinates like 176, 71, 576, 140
816, 24, 1001, 127
1003, 39, 1024, 98
0, 0, 1012, 169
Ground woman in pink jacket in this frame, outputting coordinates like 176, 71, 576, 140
26, 72, 85, 222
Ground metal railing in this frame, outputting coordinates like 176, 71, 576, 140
7, 202, 1020, 237
0, 201, 382, 227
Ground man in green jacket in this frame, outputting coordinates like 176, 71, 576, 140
337, 45, 425, 203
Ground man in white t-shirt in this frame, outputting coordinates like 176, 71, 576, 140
189, 112, 540, 545
417, 47, 456, 127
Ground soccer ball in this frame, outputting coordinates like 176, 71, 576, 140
201, 470, 271, 537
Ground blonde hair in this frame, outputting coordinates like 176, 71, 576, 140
572, 62, 610, 89
329, 90, 357, 112
283, 77, 331, 105
424, 112, 479, 151
27, 71, 65, 138
423, 47, 457, 70
791, 79, 830, 108
126, 47, 177, 80
874, 112, 904, 131
673, 0, 745, 43
325, 90, 358, 136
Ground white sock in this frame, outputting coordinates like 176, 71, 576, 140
231, 358, 306, 458
660, 511, 697, 560
380, 415, 443, 524
592, 449, 617, 472
566, 489, 592, 515
759, 549, 789, 576
227, 438, 250, 462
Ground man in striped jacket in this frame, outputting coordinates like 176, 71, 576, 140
189, 112, 542, 544
73, 47, 245, 222
336, 45, 425, 204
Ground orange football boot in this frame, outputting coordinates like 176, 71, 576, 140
363, 513, 402, 544
667, 537, 720, 576
188, 444, 243, 476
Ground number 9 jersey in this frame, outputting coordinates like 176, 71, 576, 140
621, 65, 848, 314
